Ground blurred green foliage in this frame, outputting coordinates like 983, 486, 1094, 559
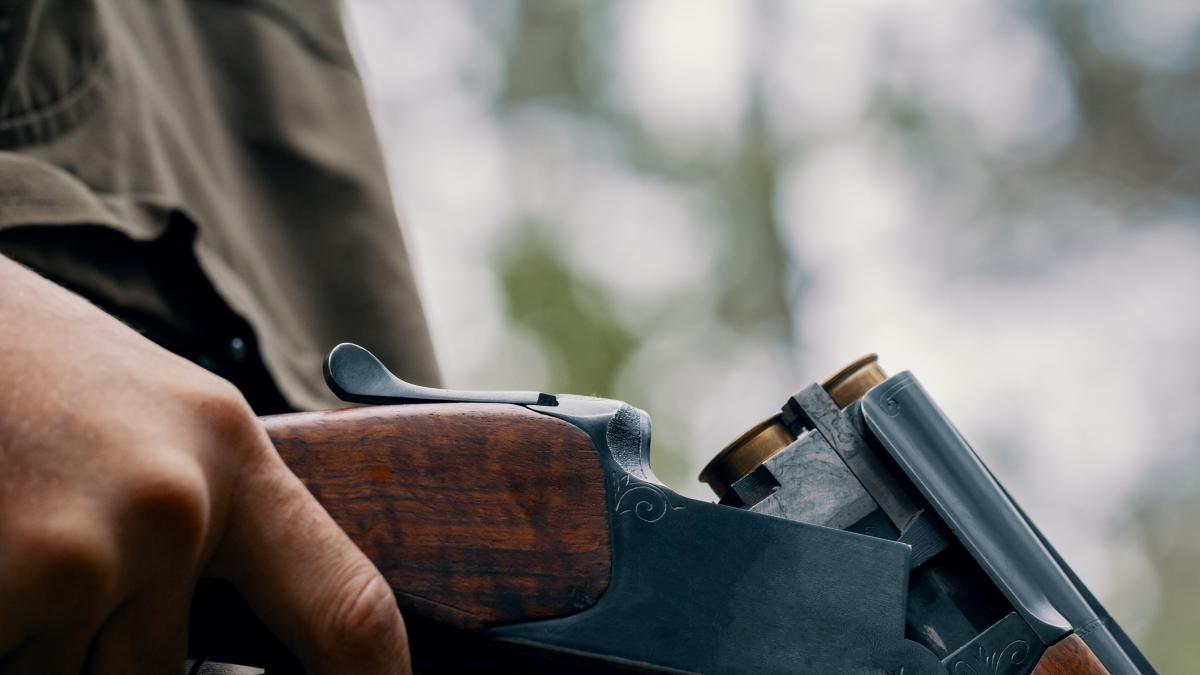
499, 223, 637, 397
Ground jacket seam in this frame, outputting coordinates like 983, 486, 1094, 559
0, 53, 106, 130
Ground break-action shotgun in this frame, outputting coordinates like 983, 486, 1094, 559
189, 345, 1156, 674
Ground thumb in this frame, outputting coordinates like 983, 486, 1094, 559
206, 429, 410, 675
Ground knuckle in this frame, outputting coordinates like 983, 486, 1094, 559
124, 460, 210, 551
184, 377, 264, 456
192, 377, 254, 429
28, 527, 113, 583
21, 518, 117, 609
321, 571, 405, 661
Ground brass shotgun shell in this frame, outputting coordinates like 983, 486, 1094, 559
699, 414, 795, 498
822, 354, 887, 408
699, 354, 888, 497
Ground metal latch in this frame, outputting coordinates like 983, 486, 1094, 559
323, 343, 557, 406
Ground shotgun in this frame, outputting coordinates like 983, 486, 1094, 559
188, 345, 1157, 674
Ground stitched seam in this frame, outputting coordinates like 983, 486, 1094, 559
0, 52, 106, 130
0, 0, 34, 106
0, 2, 108, 148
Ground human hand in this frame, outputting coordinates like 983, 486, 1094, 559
0, 256, 410, 674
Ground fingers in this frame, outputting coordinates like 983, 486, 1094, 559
0, 633, 91, 675
0, 510, 117, 672
206, 431, 410, 675
76, 442, 209, 674
82, 587, 191, 675
0, 584, 192, 675
0, 416, 214, 675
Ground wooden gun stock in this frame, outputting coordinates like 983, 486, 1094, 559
1033, 635, 1111, 675
189, 402, 613, 670
265, 403, 613, 629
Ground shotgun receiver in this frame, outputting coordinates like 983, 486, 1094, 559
190, 346, 1156, 674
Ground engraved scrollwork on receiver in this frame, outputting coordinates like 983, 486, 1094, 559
612, 473, 685, 523
951, 640, 1031, 675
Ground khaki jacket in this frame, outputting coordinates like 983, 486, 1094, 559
0, 0, 440, 409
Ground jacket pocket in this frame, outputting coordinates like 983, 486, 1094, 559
0, 0, 107, 148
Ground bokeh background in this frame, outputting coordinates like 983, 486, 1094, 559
344, 1, 1199, 669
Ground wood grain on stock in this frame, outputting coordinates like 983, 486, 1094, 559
1032, 635, 1111, 675
264, 403, 612, 630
